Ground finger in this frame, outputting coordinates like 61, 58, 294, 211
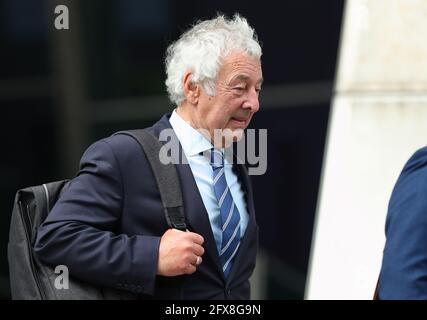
185, 264, 197, 274
192, 255, 201, 266
192, 243, 205, 257
187, 232, 204, 245
195, 256, 202, 266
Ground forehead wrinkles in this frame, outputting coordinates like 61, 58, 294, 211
229, 58, 259, 74
223, 60, 262, 85
214, 52, 261, 90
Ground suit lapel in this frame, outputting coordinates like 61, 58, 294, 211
175, 162, 224, 277
150, 114, 224, 279
226, 163, 257, 283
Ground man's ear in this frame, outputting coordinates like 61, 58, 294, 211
183, 71, 199, 104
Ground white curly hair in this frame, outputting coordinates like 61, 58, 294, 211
165, 14, 262, 106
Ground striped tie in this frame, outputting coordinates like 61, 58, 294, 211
210, 148, 241, 278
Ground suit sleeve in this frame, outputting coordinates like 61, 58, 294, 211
34, 139, 160, 295
379, 148, 427, 299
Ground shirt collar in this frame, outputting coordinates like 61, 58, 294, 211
169, 109, 214, 157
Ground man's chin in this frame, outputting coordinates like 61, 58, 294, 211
212, 128, 245, 148
223, 128, 244, 147
231, 128, 244, 142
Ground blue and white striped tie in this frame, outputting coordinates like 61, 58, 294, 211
210, 148, 241, 278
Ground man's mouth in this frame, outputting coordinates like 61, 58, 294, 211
230, 116, 249, 126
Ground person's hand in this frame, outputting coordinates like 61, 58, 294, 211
157, 229, 205, 276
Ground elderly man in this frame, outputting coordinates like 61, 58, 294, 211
34, 14, 263, 299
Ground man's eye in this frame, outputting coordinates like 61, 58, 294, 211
233, 87, 245, 91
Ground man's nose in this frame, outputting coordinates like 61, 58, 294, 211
243, 88, 260, 113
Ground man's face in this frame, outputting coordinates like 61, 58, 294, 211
193, 51, 263, 146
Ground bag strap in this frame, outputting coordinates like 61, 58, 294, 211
114, 129, 186, 231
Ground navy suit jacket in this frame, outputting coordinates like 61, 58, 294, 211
34, 114, 259, 299
379, 146, 427, 299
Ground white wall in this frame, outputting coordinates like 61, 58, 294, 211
306, 0, 427, 299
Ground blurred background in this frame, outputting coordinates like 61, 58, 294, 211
0, 0, 344, 299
